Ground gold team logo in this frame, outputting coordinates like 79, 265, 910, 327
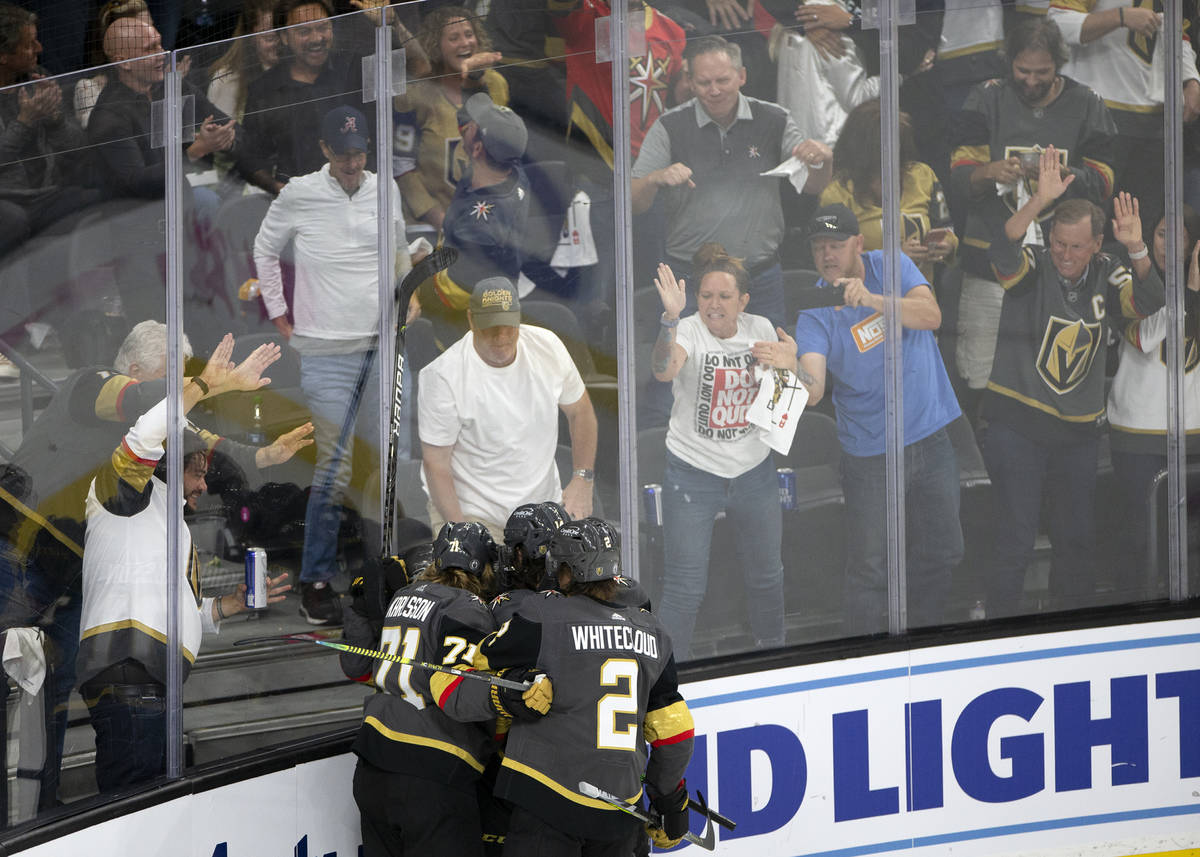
1036, 315, 1102, 394
1158, 336, 1200, 373
480, 288, 513, 311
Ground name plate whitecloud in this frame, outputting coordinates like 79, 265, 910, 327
674, 618, 1200, 856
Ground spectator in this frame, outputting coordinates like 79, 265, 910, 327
88, 15, 239, 332
206, 0, 281, 124
0, 322, 305, 808
74, 0, 155, 130
418, 277, 598, 538
395, 6, 507, 232
1049, 0, 1200, 222
253, 104, 412, 626
417, 92, 529, 347
76, 335, 289, 794
950, 18, 1116, 418
1107, 207, 1200, 600
238, 0, 354, 195
631, 35, 832, 329
649, 244, 792, 659
793, 204, 964, 634
981, 151, 1164, 617
821, 100, 956, 285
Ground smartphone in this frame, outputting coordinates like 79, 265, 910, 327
924, 227, 952, 246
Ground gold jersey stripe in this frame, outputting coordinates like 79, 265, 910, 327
985, 380, 1104, 422
644, 699, 695, 745
363, 715, 486, 772
938, 41, 1002, 61
0, 484, 83, 558
79, 619, 197, 662
501, 756, 642, 810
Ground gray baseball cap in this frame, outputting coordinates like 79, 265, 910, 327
469, 277, 521, 329
461, 92, 527, 163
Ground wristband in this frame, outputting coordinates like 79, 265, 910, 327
1128, 245, 1149, 261
215, 595, 227, 620
660, 312, 680, 328
190, 376, 210, 395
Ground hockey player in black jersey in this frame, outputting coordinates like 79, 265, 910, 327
466, 519, 695, 856
586, 517, 652, 612
491, 501, 570, 624
352, 521, 530, 857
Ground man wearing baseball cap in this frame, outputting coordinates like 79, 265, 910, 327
418, 276, 598, 538
790, 203, 963, 635
418, 93, 532, 347
253, 104, 412, 625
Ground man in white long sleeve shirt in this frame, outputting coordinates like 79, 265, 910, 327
253, 105, 411, 625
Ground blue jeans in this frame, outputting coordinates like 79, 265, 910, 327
982, 420, 1098, 617
839, 427, 963, 635
657, 451, 785, 660
83, 682, 167, 794
300, 350, 384, 584
0, 539, 80, 809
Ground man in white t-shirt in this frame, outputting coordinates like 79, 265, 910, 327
417, 277, 598, 537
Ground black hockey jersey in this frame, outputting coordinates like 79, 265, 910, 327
984, 233, 1164, 441
463, 591, 694, 841
950, 75, 1117, 279
351, 580, 498, 788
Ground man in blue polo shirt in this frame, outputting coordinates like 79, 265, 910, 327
793, 204, 963, 635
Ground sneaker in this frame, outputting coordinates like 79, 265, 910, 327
299, 581, 343, 626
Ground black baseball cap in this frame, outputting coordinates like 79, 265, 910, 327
321, 105, 369, 154
808, 204, 860, 240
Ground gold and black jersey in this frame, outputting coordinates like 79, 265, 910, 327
467, 591, 694, 841
352, 580, 498, 788
984, 237, 1165, 442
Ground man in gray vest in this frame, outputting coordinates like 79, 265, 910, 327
631, 34, 831, 329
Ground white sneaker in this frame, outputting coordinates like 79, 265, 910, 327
0, 354, 18, 379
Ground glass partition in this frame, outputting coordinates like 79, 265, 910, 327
0, 43, 170, 818
0, 0, 1196, 837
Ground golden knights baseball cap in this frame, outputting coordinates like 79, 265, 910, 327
808, 204, 861, 240
469, 277, 521, 329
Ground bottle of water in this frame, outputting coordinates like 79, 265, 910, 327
248, 394, 266, 445
969, 600, 986, 621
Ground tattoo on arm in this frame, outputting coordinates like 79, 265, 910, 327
794, 364, 818, 387
652, 325, 675, 375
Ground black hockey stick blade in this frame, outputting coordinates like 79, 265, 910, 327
577, 781, 716, 851
233, 632, 530, 690
691, 790, 736, 831
793, 284, 846, 310
395, 246, 458, 310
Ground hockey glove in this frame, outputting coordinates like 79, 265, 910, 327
490, 668, 553, 721
646, 780, 689, 849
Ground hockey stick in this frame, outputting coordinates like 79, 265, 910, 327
232, 631, 529, 690
577, 781, 716, 851
688, 796, 736, 831
381, 246, 457, 556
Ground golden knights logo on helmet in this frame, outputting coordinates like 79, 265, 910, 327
1036, 315, 1102, 395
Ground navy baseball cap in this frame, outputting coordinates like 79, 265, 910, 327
321, 105, 369, 154
808, 204, 860, 240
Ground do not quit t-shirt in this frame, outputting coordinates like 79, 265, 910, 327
665, 312, 776, 478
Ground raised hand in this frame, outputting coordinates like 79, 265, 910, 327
203, 336, 281, 395
460, 51, 502, 80
652, 162, 695, 190
1111, 192, 1143, 251
707, 0, 751, 30
256, 422, 315, 467
654, 262, 687, 320
1033, 145, 1074, 205
750, 326, 798, 372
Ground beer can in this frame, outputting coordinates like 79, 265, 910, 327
245, 547, 268, 609
777, 468, 797, 510
642, 484, 663, 527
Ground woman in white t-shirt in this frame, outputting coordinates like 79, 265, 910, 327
651, 243, 797, 659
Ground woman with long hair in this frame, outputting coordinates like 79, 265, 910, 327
206, 0, 280, 123
395, 7, 507, 231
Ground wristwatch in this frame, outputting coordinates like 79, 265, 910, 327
573, 468, 595, 482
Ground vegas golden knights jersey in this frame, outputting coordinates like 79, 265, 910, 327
984, 235, 1164, 441
466, 591, 694, 841
352, 580, 498, 788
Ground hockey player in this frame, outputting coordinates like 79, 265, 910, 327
586, 517, 652, 612
351, 521, 534, 857
468, 519, 695, 855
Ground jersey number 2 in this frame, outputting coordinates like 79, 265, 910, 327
597, 659, 639, 751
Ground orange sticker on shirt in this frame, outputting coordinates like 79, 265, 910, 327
851, 312, 885, 353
